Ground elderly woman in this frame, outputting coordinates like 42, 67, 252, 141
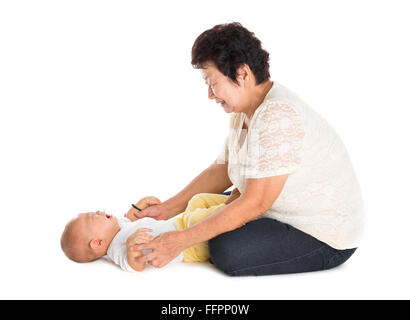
131, 22, 364, 276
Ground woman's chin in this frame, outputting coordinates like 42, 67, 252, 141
221, 104, 233, 113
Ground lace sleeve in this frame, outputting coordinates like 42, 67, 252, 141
245, 102, 305, 178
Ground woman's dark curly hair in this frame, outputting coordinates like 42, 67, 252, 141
191, 22, 270, 86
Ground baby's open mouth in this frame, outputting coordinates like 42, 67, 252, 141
105, 214, 112, 219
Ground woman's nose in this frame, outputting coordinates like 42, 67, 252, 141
208, 86, 216, 100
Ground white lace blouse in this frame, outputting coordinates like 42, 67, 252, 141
217, 82, 364, 249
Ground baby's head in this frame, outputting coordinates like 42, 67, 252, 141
61, 211, 120, 263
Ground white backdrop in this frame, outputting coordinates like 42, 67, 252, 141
0, 0, 409, 299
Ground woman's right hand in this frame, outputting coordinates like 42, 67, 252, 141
127, 196, 168, 221
124, 196, 158, 221
134, 203, 169, 220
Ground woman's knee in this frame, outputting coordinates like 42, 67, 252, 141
324, 247, 357, 270
209, 232, 240, 276
207, 220, 266, 276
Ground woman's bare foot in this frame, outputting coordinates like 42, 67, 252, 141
224, 187, 241, 205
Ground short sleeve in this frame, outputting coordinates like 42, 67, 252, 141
245, 102, 305, 178
216, 135, 229, 164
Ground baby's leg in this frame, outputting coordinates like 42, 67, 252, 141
185, 193, 228, 213
180, 204, 226, 263
184, 203, 225, 229
175, 194, 229, 262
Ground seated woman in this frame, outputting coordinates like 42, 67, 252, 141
128, 22, 364, 276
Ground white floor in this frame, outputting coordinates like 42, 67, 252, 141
1, 211, 408, 300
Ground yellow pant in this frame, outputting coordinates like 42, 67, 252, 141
174, 193, 228, 262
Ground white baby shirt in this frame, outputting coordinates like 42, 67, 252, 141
106, 217, 184, 272
217, 82, 364, 250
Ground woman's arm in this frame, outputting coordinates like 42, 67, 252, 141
183, 174, 289, 245
132, 161, 231, 221
132, 174, 288, 268
152, 161, 232, 220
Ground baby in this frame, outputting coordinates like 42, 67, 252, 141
60, 188, 241, 272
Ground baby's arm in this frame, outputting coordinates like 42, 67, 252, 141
126, 228, 154, 272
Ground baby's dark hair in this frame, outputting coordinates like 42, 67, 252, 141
191, 22, 270, 86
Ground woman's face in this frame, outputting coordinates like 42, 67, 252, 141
200, 61, 248, 114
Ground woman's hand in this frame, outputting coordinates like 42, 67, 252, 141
131, 231, 187, 268
132, 202, 170, 221
124, 196, 167, 221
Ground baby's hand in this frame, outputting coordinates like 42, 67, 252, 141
124, 196, 162, 221
224, 188, 241, 205
124, 208, 139, 221
126, 228, 154, 248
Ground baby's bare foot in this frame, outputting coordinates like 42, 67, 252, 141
224, 188, 241, 205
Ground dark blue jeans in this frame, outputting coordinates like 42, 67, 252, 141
208, 191, 357, 276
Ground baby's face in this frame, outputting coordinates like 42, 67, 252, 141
76, 211, 119, 239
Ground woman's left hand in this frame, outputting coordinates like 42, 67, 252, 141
131, 231, 187, 268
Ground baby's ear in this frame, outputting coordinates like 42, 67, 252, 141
89, 239, 104, 249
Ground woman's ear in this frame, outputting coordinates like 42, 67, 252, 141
236, 64, 252, 86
